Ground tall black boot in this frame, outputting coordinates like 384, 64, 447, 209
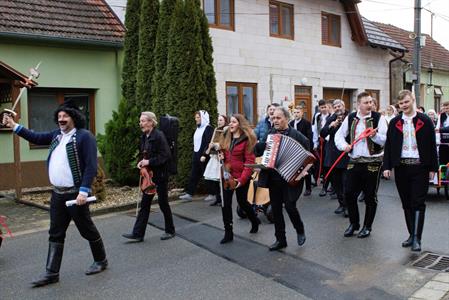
412, 210, 425, 252
31, 242, 64, 287
85, 238, 108, 275
358, 205, 376, 238
402, 209, 414, 247
220, 224, 233, 244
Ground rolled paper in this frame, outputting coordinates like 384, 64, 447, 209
65, 196, 97, 207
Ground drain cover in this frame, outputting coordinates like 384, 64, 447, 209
411, 252, 449, 272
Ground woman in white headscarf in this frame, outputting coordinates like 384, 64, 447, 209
384, 105, 397, 124
179, 110, 214, 201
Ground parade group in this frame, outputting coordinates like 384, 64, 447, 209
1, 89, 444, 288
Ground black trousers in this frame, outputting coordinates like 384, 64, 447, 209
186, 152, 204, 195
304, 174, 312, 191
394, 165, 428, 212
332, 168, 347, 207
269, 181, 304, 243
133, 179, 175, 237
221, 182, 257, 231
439, 145, 449, 165
345, 162, 382, 227
49, 191, 102, 243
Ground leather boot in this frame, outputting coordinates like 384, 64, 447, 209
412, 210, 425, 252
344, 223, 360, 237
402, 209, 413, 247
269, 240, 287, 251
31, 242, 64, 287
220, 229, 233, 244
249, 217, 261, 234
85, 238, 108, 275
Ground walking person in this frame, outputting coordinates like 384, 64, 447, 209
289, 105, 313, 196
312, 99, 330, 196
320, 100, 349, 216
335, 92, 388, 238
255, 107, 310, 251
383, 91, 438, 252
122, 112, 175, 242
436, 101, 449, 165
219, 114, 261, 244
3, 104, 108, 287
179, 110, 214, 201
202, 115, 228, 206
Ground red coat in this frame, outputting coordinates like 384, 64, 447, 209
224, 136, 255, 186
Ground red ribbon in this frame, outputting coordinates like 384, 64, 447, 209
0, 215, 13, 238
324, 127, 376, 181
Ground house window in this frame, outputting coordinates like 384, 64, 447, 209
434, 86, 443, 110
269, 1, 294, 39
28, 88, 95, 147
321, 12, 341, 47
203, 0, 234, 30
226, 82, 257, 125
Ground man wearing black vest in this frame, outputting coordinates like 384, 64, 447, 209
312, 99, 330, 196
289, 105, 313, 195
436, 101, 449, 165
335, 92, 387, 238
383, 90, 438, 252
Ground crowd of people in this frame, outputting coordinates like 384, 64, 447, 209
1, 88, 446, 288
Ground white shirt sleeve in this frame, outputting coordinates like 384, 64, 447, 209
436, 115, 441, 145
335, 116, 350, 151
370, 115, 387, 146
312, 122, 319, 149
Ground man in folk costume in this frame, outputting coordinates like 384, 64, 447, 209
289, 105, 313, 196
312, 99, 330, 196
435, 101, 449, 165
383, 90, 438, 252
3, 104, 108, 287
335, 92, 388, 238
320, 99, 349, 216
255, 107, 310, 251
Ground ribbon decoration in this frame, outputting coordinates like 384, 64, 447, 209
0, 215, 13, 238
324, 127, 377, 181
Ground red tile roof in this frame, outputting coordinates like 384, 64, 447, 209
374, 22, 449, 72
0, 0, 125, 46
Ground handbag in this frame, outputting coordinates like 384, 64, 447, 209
203, 154, 221, 181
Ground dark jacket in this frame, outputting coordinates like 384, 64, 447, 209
15, 125, 97, 193
289, 118, 313, 150
223, 134, 255, 186
140, 128, 171, 181
254, 116, 272, 143
383, 113, 438, 172
255, 127, 310, 202
320, 113, 349, 169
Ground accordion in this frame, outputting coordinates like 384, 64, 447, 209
252, 134, 315, 186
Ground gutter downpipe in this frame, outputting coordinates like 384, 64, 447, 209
389, 50, 406, 104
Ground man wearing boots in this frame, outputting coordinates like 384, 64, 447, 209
312, 100, 330, 196
383, 90, 438, 251
3, 104, 108, 287
255, 107, 310, 251
335, 92, 387, 238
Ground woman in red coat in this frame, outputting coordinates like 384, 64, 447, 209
219, 114, 260, 243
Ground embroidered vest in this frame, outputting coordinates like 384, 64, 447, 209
346, 111, 383, 156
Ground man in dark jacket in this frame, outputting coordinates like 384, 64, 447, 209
289, 105, 313, 195
320, 100, 349, 216
383, 90, 438, 252
256, 107, 310, 251
123, 112, 175, 242
3, 104, 107, 287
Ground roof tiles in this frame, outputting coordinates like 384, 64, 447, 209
0, 0, 125, 45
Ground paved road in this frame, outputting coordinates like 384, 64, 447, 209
0, 179, 448, 299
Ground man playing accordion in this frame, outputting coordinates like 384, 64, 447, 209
255, 106, 311, 251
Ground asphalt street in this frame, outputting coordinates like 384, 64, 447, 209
0, 179, 448, 299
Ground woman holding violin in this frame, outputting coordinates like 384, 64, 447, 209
122, 112, 175, 242
219, 114, 261, 244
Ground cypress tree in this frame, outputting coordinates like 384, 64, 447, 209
121, 0, 141, 106
101, 0, 142, 185
151, 0, 177, 118
135, 0, 159, 110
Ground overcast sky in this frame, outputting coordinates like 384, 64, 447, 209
358, 0, 449, 50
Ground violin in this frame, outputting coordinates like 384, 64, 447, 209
140, 151, 157, 195
220, 156, 238, 190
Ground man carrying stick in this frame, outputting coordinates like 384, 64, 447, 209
335, 92, 388, 238
3, 103, 108, 287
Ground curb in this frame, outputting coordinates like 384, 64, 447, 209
410, 273, 449, 300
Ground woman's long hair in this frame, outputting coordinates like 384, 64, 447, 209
221, 114, 256, 153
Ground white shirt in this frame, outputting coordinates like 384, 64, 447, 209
335, 111, 387, 158
48, 128, 76, 187
436, 113, 449, 145
401, 113, 419, 159
312, 113, 329, 149
293, 118, 302, 129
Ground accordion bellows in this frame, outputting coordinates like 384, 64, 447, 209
261, 134, 315, 184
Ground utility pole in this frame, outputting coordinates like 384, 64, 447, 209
413, 0, 422, 105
